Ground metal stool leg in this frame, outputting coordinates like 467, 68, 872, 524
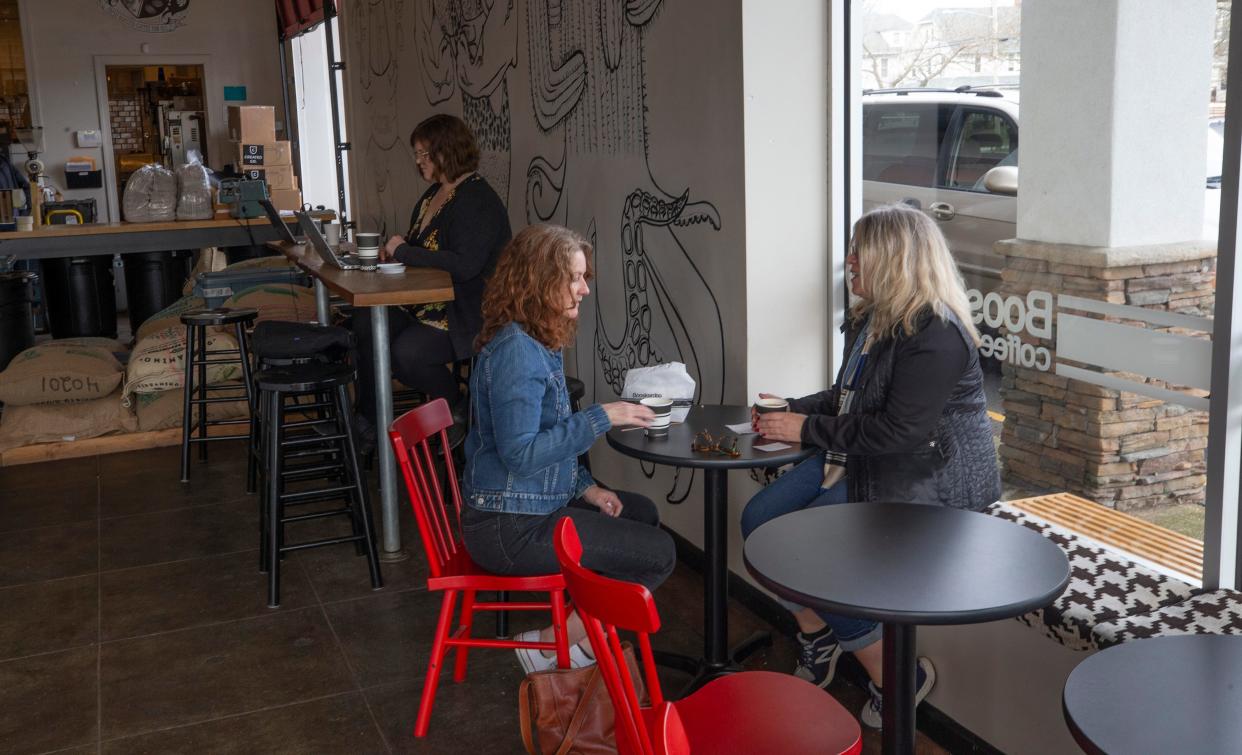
338, 384, 382, 589
266, 388, 283, 607
196, 325, 209, 462
258, 387, 271, 572
180, 323, 196, 483
234, 322, 256, 413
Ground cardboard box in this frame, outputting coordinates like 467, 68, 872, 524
227, 105, 276, 143
238, 164, 295, 190
268, 188, 303, 213
234, 141, 292, 167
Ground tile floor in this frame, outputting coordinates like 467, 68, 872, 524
0, 443, 947, 754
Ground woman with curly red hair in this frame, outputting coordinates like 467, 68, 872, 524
461, 224, 676, 673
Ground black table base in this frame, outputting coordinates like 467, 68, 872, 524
654, 468, 773, 696
743, 502, 1071, 755
882, 623, 918, 755
654, 630, 773, 697
605, 407, 816, 698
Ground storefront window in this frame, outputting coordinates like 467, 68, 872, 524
859, 0, 1236, 584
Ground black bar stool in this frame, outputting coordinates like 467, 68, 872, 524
255, 362, 382, 607
180, 307, 258, 483
246, 321, 353, 494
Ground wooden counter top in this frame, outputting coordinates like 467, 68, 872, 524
268, 241, 454, 308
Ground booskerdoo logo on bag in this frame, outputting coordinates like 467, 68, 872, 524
99, 0, 190, 33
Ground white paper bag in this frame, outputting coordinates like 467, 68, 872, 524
621, 362, 695, 422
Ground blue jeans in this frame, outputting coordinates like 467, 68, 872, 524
741, 454, 882, 651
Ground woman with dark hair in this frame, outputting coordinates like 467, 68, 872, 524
354, 113, 511, 446
461, 223, 676, 673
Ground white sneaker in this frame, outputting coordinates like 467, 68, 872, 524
570, 643, 596, 668
514, 630, 596, 673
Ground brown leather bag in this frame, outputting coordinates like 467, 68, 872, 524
518, 643, 646, 755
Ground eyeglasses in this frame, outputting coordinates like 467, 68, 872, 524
414, 149, 431, 161
692, 430, 740, 458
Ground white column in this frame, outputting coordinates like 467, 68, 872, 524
1018, 0, 1215, 247
742, 0, 833, 401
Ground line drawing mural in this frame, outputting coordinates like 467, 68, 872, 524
417, 0, 518, 204
352, 0, 411, 235
347, 0, 735, 504
523, 0, 727, 503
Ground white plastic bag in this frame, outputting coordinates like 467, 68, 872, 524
175, 151, 213, 220
122, 163, 177, 223
621, 362, 695, 423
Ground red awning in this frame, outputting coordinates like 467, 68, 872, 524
275, 0, 327, 41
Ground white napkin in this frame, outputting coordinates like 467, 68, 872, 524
754, 442, 791, 452
725, 422, 756, 435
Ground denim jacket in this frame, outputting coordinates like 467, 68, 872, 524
463, 322, 611, 515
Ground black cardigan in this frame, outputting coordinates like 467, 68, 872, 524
393, 174, 511, 360
790, 311, 999, 509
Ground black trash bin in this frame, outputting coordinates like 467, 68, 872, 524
122, 250, 192, 333
41, 256, 118, 339
0, 270, 37, 371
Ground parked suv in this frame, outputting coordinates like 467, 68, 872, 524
862, 87, 1221, 295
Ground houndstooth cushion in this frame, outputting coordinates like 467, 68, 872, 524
985, 501, 1195, 651
1091, 589, 1242, 648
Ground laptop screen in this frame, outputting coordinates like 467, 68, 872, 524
260, 199, 299, 245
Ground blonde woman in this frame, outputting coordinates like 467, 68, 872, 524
742, 204, 999, 729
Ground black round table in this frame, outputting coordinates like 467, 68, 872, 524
743, 501, 1070, 755
607, 405, 815, 693
1063, 635, 1242, 754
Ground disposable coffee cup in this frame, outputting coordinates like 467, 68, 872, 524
754, 397, 789, 437
754, 398, 789, 415
355, 232, 381, 259
641, 397, 673, 439
323, 223, 342, 247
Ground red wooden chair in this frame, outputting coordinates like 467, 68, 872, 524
389, 398, 572, 738
553, 517, 863, 755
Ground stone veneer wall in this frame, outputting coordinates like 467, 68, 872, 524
997, 246, 1214, 512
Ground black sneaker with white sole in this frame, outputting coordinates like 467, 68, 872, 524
793, 629, 843, 688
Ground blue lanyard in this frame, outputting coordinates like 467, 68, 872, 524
843, 322, 871, 391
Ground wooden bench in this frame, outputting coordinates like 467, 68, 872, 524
1009, 492, 1203, 582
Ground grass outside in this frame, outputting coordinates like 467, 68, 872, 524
1129, 503, 1206, 542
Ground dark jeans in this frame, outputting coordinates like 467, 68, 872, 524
460, 491, 677, 591
740, 454, 882, 651
352, 306, 459, 423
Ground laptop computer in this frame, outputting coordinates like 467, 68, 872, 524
259, 199, 299, 245
295, 210, 364, 270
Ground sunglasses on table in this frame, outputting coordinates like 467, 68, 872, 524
691, 430, 740, 458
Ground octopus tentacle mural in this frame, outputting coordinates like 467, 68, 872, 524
594, 189, 722, 400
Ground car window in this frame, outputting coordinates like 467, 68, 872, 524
863, 103, 953, 187
945, 108, 1018, 190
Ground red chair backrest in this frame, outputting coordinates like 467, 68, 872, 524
553, 518, 676, 755
389, 399, 464, 579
